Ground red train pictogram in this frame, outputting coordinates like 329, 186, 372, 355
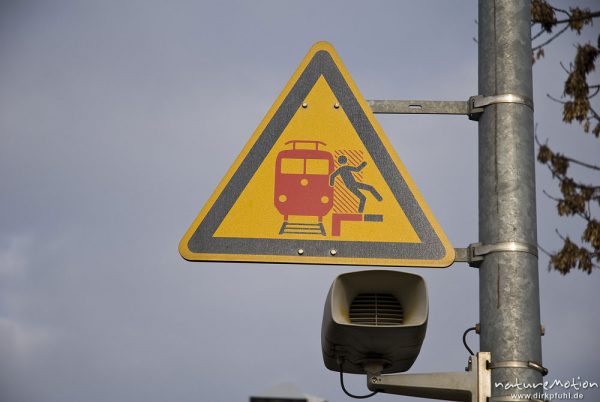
274, 140, 334, 223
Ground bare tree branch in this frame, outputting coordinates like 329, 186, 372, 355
532, 24, 569, 51
532, 28, 546, 41
559, 61, 571, 74
547, 93, 566, 104
549, 6, 569, 17
554, 10, 600, 24
562, 156, 600, 172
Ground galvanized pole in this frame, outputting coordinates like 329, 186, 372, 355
478, 0, 544, 399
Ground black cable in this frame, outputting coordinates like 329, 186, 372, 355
463, 326, 477, 356
339, 361, 379, 399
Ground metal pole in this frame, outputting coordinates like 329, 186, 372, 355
478, 0, 543, 399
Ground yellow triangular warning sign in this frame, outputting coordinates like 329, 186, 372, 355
180, 42, 454, 267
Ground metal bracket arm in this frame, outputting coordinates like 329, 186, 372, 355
366, 100, 469, 115
367, 94, 533, 121
367, 352, 491, 402
455, 242, 539, 268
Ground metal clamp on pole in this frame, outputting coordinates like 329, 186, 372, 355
454, 242, 539, 267
486, 359, 548, 402
488, 360, 548, 376
468, 94, 534, 121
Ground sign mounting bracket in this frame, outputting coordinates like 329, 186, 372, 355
367, 94, 533, 121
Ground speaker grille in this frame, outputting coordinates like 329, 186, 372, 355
349, 293, 404, 326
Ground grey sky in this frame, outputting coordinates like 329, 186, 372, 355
0, 1, 598, 401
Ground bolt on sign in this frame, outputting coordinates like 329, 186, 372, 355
179, 42, 454, 267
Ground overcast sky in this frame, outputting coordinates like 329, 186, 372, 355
0, 1, 599, 401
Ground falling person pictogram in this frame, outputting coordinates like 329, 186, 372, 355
329, 155, 382, 213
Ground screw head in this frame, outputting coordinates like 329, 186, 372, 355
297, 248, 304, 255
302, 102, 308, 108
334, 102, 340, 109
330, 249, 337, 256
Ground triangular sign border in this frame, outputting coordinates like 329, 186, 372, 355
180, 42, 454, 267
